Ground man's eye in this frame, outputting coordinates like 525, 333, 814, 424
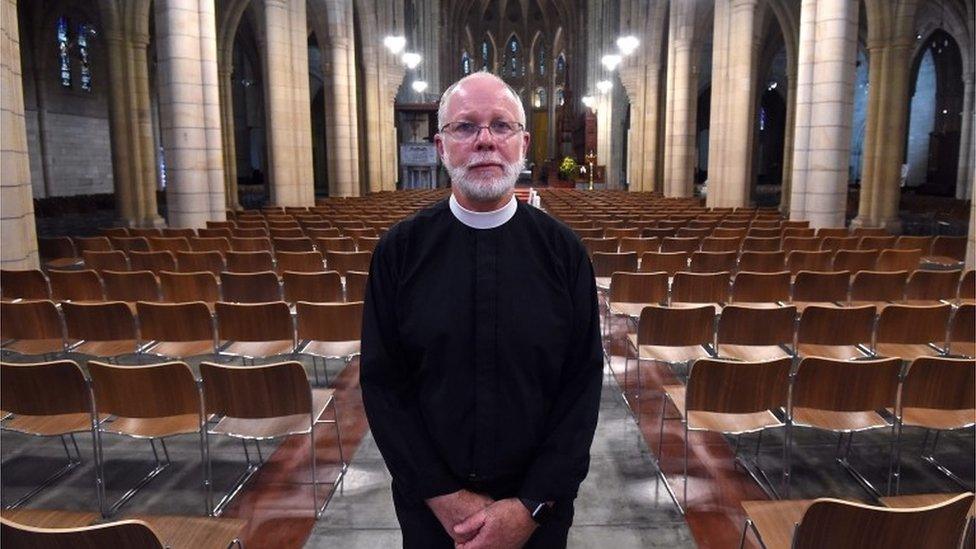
455, 122, 478, 133
490, 121, 512, 132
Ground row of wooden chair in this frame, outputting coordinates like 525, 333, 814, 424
1, 358, 345, 519
73, 246, 372, 275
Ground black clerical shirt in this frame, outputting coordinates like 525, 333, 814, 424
360, 198, 603, 505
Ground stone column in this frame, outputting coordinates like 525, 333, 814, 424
1, 0, 39, 268
324, 33, 360, 197
967, 196, 975, 268
788, 0, 858, 228
662, 0, 696, 197
217, 65, 239, 208
263, 0, 314, 206
955, 72, 974, 201
155, 0, 226, 227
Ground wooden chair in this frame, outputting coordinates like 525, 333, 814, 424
128, 228, 163, 238
873, 304, 951, 360
306, 227, 342, 239
626, 305, 716, 418
176, 251, 226, 276
225, 250, 274, 273
102, 270, 161, 302
315, 236, 356, 253
206, 220, 236, 229
87, 360, 205, 516
189, 236, 232, 255
642, 227, 676, 239
816, 227, 849, 238
231, 227, 268, 239
82, 250, 129, 273
661, 357, 791, 510
49, 269, 104, 301
282, 271, 343, 303
220, 271, 281, 303
592, 251, 639, 291
0, 300, 68, 356
786, 356, 902, 498
676, 227, 711, 239
746, 227, 780, 239
717, 305, 796, 362
605, 227, 640, 239
700, 236, 742, 253
731, 271, 791, 305
38, 237, 80, 269
785, 250, 832, 275
138, 301, 218, 360
960, 270, 975, 305
660, 237, 700, 254
269, 227, 305, 239
741, 237, 781, 252
581, 237, 620, 256
639, 251, 689, 276
61, 302, 142, 360
230, 236, 272, 252
99, 227, 129, 237
670, 271, 730, 313
876, 249, 923, 273
821, 236, 860, 253
791, 271, 850, 312
275, 251, 325, 274
296, 301, 363, 385
108, 236, 150, 253
159, 271, 220, 304
345, 271, 368, 302
195, 228, 233, 239
1, 513, 233, 549
0, 269, 50, 300
894, 235, 933, 251
0, 360, 96, 509
712, 227, 747, 239
739, 493, 974, 549
781, 228, 816, 239
858, 235, 898, 251
128, 251, 177, 275
161, 228, 195, 239
343, 227, 377, 245
318, 249, 368, 278
795, 304, 875, 360
689, 251, 738, 274
357, 236, 380, 253
850, 270, 908, 307
832, 249, 880, 273
606, 272, 668, 335
893, 357, 975, 493
199, 361, 345, 517
782, 236, 821, 254
739, 251, 786, 273
215, 301, 295, 363
147, 237, 190, 255
948, 304, 975, 358
903, 269, 961, 305
850, 227, 889, 237
273, 237, 315, 252
926, 235, 967, 264
74, 237, 113, 253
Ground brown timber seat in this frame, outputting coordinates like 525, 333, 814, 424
128, 251, 177, 275
716, 305, 795, 362
102, 270, 161, 303
325, 251, 373, 277
795, 304, 875, 360
275, 251, 325, 274
220, 271, 281, 303
138, 301, 218, 360
948, 304, 975, 358
215, 301, 295, 363
345, 271, 368, 301
159, 271, 220, 305
282, 271, 343, 303
82, 250, 129, 273
0, 269, 51, 300
639, 251, 689, 277
902, 269, 961, 305
0, 300, 69, 356
296, 301, 364, 385
62, 301, 141, 359
849, 270, 908, 309
688, 251, 737, 274
176, 250, 226, 276
730, 271, 791, 306
48, 269, 104, 301
670, 271, 730, 314
874, 303, 951, 360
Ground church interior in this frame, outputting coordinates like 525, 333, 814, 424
0, 0, 974, 547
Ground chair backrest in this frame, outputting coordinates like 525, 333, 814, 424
136, 301, 215, 343
876, 249, 923, 272
961, 270, 975, 300
660, 237, 700, 253
792, 356, 901, 412
315, 236, 356, 253
685, 357, 791, 415
357, 236, 381, 252
0, 300, 64, 341
148, 236, 190, 254
949, 304, 975, 349
850, 270, 907, 302
700, 236, 742, 253
102, 270, 161, 302
216, 301, 293, 343
88, 361, 200, 419
0, 514, 166, 549
230, 236, 273, 252
99, 227, 129, 237
196, 228, 233, 239
783, 236, 822, 254
608, 272, 668, 304
189, 236, 232, 254
581, 237, 620, 256
176, 250, 226, 276
821, 236, 860, 253
232, 227, 269, 239
741, 236, 781, 252
781, 228, 816, 239
0, 269, 51, 299
786, 250, 833, 274
858, 235, 897, 251
876, 304, 951, 345
128, 250, 177, 274
282, 271, 343, 303
639, 251, 689, 276
738, 251, 786, 273
746, 227, 780, 239
605, 227, 641, 239
161, 228, 196, 238
894, 235, 933, 251
642, 227, 676, 239
269, 227, 305, 238
49, 269, 104, 301
109, 236, 150, 253
901, 357, 975, 411
689, 251, 738, 273
225, 250, 275, 273
717, 305, 795, 347
817, 227, 849, 238
832, 249, 880, 273
345, 271, 369, 301
676, 227, 711, 239
272, 237, 315, 252
792, 494, 974, 549
325, 251, 373, 276
128, 228, 162, 238
306, 227, 342, 239
905, 269, 961, 301
61, 301, 137, 341
276, 251, 325, 274
73, 236, 113, 253
159, 271, 220, 303
296, 301, 363, 342
730, 271, 791, 303
930, 236, 967, 261
671, 271, 730, 304
850, 227, 889, 237
82, 250, 129, 273
38, 236, 77, 260
0, 360, 91, 417
200, 361, 311, 419
712, 227, 747, 239
792, 271, 850, 303
636, 305, 714, 347
220, 271, 281, 303
206, 220, 235, 229
797, 305, 876, 346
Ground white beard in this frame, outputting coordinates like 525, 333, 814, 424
443, 148, 525, 204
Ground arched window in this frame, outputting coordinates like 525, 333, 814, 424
538, 42, 546, 76
481, 39, 492, 71
77, 23, 92, 91
505, 35, 522, 76
57, 16, 71, 87
556, 87, 564, 106
534, 88, 546, 108
461, 51, 472, 75
556, 53, 566, 76
56, 16, 95, 91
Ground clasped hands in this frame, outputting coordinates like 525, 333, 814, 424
426, 489, 537, 548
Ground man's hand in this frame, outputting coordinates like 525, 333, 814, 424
453, 498, 538, 549
426, 489, 494, 544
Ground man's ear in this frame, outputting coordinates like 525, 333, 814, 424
522, 131, 531, 152
434, 133, 445, 159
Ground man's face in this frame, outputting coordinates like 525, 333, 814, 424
434, 76, 531, 205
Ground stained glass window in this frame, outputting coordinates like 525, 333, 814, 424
461, 51, 471, 75
534, 88, 546, 108
506, 36, 522, 76
78, 24, 92, 91
759, 106, 767, 131
556, 87, 564, 106
556, 53, 565, 75
538, 43, 545, 76
57, 16, 71, 87
482, 40, 490, 71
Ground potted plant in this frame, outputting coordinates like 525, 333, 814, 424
558, 157, 578, 181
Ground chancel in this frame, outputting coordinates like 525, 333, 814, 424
0, 0, 973, 548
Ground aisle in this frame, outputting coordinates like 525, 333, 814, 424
304, 365, 694, 548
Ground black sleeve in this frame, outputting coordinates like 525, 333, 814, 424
360, 234, 462, 500
518, 248, 604, 501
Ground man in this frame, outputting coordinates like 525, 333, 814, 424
361, 71, 603, 549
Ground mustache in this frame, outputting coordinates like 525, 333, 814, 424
462, 155, 506, 167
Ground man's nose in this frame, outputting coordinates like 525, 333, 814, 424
474, 127, 496, 150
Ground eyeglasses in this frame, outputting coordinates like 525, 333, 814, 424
440, 120, 524, 141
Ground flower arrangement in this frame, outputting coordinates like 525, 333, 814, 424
558, 157, 579, 180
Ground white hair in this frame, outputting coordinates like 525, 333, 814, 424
437, 71, 526, 130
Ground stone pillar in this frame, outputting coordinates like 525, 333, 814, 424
967, 196, 975, 269
788, 0, 859, 228
218, 65, 239, 209
662, 0, 696, 197
263, 0, 314, 206
955, 72, 974, 201
155, 0, 226, 227
853, 40, 913, 231
706, 0, 759, 208
324, 32, 360, 197
1, 0, 39, 268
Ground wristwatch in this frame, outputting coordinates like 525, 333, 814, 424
519, 498, 553, 525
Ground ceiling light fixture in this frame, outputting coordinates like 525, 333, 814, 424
617, 36, 640, 56
601, 54, 622, 71
402, 52, 422, 69
383, 35, 406, 54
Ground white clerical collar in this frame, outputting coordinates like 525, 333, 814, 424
449, 194, 517, 229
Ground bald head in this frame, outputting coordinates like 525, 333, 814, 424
437, 72, 526, 130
